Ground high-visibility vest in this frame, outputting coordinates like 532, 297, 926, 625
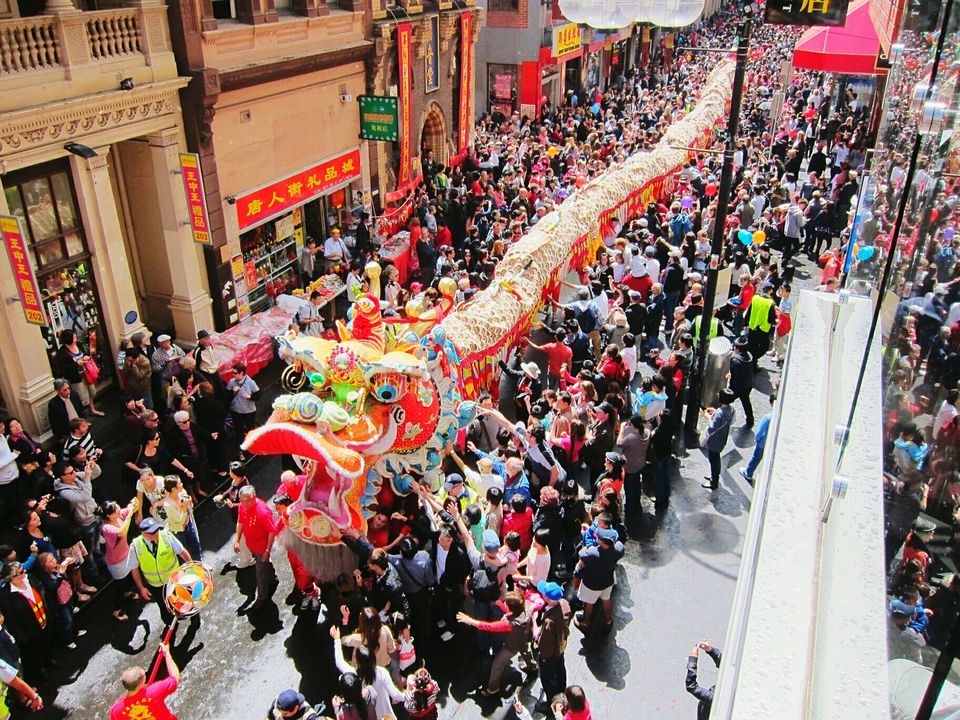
0, 681, 8, 720
692, 315, 719, 346
748, 296, 775, 333
131, 531, 179, 588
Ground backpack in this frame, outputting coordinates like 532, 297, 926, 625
575, 304, 599, 334
469, 561, 501, 602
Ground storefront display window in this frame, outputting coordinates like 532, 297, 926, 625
487, 63, 517, 117
4, 164, 108, 386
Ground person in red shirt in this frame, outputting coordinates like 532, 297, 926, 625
500, 495, 534, 554
110, 640, 180, 720
234, 486, 276, 610
527, 329, 573, 389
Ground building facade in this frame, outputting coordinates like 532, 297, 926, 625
167, 0, 376, 329
365, 0, 481, 206
0, 0, 212, 434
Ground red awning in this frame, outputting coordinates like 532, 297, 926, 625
792, 0, 886, 75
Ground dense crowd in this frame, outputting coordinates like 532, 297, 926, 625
0, 0, 919, 718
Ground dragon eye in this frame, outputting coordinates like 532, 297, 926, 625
370, 373, 407, 403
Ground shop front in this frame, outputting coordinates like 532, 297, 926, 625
0, 84, 213, 435
230, 148, 364, 321
488, 63, 519, 117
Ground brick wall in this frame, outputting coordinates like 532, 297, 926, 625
487, 0, 527, 28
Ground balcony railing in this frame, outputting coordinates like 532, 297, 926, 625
0, 16, 60, 74
0, 6, 177, 112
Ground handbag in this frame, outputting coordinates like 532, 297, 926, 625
82, 359, 100, 385
56, 576, 73, 605
698, 428, 711, 449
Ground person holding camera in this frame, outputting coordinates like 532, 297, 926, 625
686, 640, 721, 720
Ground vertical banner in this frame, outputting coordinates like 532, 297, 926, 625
425, 15, 440, 93
397, 22, 413, 188
458, 12, 474, 152
0, 216, 45, 325
179, 153, 212, 245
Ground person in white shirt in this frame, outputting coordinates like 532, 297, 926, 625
934, 389, 959, 439
323, 228, 349, 271
643, 247, 660, 281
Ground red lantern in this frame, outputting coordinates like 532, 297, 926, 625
330, 189, 346, 209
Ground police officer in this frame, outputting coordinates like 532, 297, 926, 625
129, 518, 194, 628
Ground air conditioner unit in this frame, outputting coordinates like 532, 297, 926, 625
341, 92, 354, 103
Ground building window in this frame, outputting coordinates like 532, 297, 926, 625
488, 0, 518, 9
3, 163, 107, 383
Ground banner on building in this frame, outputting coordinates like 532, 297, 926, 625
0, 216, 44, 325
552, 23, 581, 58
235, 148, 362, 231
765, 0, 850, 26
359, 95, 399, 142
397, 22, 413, 186
459, 12, 473, 152
178, 153, 212, 245
426, 15, 440, 93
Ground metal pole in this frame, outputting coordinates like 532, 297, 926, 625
683, 12, 752, 436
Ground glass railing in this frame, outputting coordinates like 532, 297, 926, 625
826, 0, 960, 715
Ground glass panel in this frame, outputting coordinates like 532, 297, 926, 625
36, 240, 65, 267
21, 178, 59, 242
3, 187, 28, 243
50, 172, 78, 233
64, 231, 83, 257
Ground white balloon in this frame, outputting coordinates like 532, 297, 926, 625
559, 0, 646, 29
644, 0, 704, 26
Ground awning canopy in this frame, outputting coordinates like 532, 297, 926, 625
792, 0, 886, 76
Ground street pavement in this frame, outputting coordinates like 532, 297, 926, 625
22, 260, 826, 719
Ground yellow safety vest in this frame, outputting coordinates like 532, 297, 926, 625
692, 315, 719, 346
132, 531, 179, 588
748, 296, 774, 333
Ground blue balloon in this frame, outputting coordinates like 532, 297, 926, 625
857, 245, 875, 261
591, 103, 601, 115
738, 229, 753, 245
571, 94, 579, 106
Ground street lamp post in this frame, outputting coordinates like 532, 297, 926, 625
683, 9, 753, 437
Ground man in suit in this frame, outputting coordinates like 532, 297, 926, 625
353, 211, 374, 260
164, 410, 213, 500
0, 561, 54, 684
47, 379, 85, 442
421, 498, 478, 642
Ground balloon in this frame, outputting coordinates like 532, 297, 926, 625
738, 229, 753, 245
681, 196, 694, 209
705, 183, 718, 197
946, 227, 956, 241
547, 146, 558, 157
438, 276, 457, 297
753, 230, 766, 245
571, 94, 579, 106
590, 103, 601, 115
575, 175, 587, 188
857, 245, 876, 261
932, 208, 940, 222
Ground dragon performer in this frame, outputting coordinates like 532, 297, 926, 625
241, 59, 736, 579
241, 292, 475, 578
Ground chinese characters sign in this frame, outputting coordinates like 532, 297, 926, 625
459, 12, 473, 152
179, 153, 212, 245
552, 23, 581, 58
765, 0, 849, 26
426, 15, 440, 93
0, 216, 44, 325
397, 22, 413, 187
235, 148, 362, 231
359, 95, 399, 142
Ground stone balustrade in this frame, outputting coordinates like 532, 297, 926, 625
0, 5, 178, 113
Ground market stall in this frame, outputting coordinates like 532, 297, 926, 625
379, 231, 411, 285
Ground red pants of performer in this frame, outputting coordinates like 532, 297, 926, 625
287, 550, 312, 592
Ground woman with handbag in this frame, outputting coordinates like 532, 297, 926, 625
99, 499, 140, 621
33, 552, 87, 649
56, 329, 105, 416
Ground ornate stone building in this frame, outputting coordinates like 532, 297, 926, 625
366, 0, 481, 205
0, 0, 212, 434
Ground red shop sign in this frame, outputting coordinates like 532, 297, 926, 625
235, 148, 362, 231
1, 215, 45, 326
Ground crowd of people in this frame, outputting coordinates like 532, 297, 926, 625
0, 0, 923, 717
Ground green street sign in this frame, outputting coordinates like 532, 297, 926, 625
359, 95, 399, 143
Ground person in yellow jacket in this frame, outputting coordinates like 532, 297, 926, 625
130, 518, 193, 629
692, 311, 719, 348
746, 285, 777, 371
